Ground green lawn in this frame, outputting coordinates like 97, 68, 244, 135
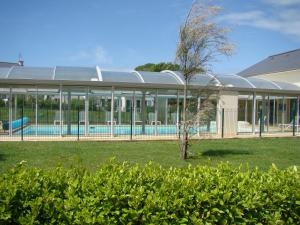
0, 137, 300, 173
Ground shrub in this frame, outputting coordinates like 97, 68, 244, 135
0, 161, 299, 224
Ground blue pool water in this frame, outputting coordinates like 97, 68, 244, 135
14, 124, 216, 136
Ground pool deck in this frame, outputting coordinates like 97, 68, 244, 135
0, 132, 299, 141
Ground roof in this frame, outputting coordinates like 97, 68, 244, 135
0, 66, 299, 93
238, 49, 300, 77
0, 62, 19, 68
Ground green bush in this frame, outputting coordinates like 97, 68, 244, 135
0, 161, 299, 224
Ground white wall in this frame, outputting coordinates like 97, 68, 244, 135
254, 69, 300, 87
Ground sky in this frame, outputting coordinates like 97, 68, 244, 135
0, 0, 300, 74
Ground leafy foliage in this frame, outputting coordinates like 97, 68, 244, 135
0, 161, 299, 224
135, 62, 180, 72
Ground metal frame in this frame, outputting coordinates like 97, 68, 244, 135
1, 82, 300, 140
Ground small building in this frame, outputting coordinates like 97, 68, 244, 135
238, 49, 300, 86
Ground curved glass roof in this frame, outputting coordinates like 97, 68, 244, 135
0, 66, 299, 92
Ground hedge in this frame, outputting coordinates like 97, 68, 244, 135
0, 161, 299, 224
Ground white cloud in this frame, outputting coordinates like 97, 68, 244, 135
263, 0, 300, 6
219, 1, 300, 39
69, 46, 112, 66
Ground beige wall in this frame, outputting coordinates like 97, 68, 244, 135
217, 91, 238, 137
254, 69, 300, 86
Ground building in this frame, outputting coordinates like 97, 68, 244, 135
238, 49, 300, 86
0, 56, 24, 68
0, 65, 299, 141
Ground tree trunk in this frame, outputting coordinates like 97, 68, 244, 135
181, 131, 188, 159
180, 80, 188, 160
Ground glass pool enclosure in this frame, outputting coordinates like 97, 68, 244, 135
0, 66, 300, 140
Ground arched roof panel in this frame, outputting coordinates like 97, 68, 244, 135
0, 67, 11, 78
247, 77, 281, 90
101, 70, 142, 83
189, 74, 220, 86
8, 66, 54, 80
214, 74, 253, 89
55, 66, 98, 81
137, 71, 180, 85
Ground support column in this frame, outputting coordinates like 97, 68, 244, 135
282, 96, 285, 132
276, 98, 279, 125
216, 96, 221, 136
141, 92, 146, 135
154, 90, 158, 135
252, 92, 256, 134
133, 91, 136, 136
110, 87, 114, 137
165, 98, 168, 125
273, 98, 276, 126
35, 87, 38, 136
67, 91, 71, 135
85, 88, 89, 136
176, 91, 180, 128
14, 95, 17, 120
118, 97, 122, 125
9, 87, 12, 137
245, 99, 248, 122
59, 86, 63, 137
267, 95, 270, 133
197, 96, 201, 136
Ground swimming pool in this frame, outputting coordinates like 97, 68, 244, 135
14, 124, 217, 136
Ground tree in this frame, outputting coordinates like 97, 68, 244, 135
135, 62, 180, 72
176, 0, 233, 160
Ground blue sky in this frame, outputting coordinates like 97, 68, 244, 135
0, 0, 299, 74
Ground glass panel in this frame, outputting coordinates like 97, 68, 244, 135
8, 67, 54, 80
36, 88, 60, 136
273, 81, 300, 91
279, 96, 298, 133
255, 94, 268, 133
138, 71, 179, 84
112, 89, 133, 137
101, 71, 142, 83
88, 88, 112, 137
11, 88, 36, 138
0, 68, 10, 78
237, 93, 253, 133
247, 77, 279, 90
61, 88, 86, 136
151, 89, 177, 137
55, 66, 98, 81
215, 75, 253, 88
0, 88, 9, 136
189, 74, 219, 87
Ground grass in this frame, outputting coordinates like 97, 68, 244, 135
0, 137, 300, 173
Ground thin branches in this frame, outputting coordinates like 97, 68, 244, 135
175, 0, 234, 159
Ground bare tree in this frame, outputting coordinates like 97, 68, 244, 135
176, 0, 234, 160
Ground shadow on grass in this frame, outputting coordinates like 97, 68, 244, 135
202, 149, 251, 157
0, 153, 7, 161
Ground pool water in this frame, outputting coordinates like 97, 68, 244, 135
14, 124, 217, 136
